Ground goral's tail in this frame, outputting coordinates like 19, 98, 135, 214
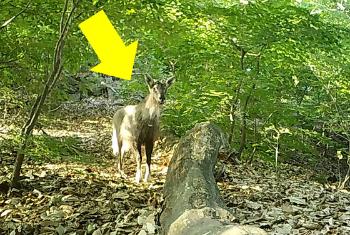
112, 126, 119, 156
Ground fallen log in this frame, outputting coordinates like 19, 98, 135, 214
160, 122, 266, 235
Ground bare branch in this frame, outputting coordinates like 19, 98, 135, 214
169, 60, 177, 78
101, 81, 117, 93
232, 41, 244, 52
60, 0, 69, 34
0, 2, 31, 30
11, 0, 80, 187
53, 0, 79, 66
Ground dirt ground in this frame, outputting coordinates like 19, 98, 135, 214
1, 99, 350, 234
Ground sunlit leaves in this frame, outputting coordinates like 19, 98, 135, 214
1, 0, 350, 162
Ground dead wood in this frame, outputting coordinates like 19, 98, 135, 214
160, 122, 267, 235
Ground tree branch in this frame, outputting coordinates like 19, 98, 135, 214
0, 2, 31, 30
11, 0, 80, 187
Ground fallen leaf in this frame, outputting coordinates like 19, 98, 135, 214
1, 209, 12, 217
56, 225, 66, 235
112, 192, 129, 200
92, 229, 102, 235
288, 197, 307, 205
33, 189, 43, 199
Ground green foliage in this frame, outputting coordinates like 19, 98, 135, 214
0, 87, 24, 114
2, 0, 350, 163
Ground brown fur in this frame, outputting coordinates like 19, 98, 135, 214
112, 77, 174, 183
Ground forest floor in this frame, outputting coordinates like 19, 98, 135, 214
1, 98, 350, 235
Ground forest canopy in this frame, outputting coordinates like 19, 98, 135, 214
2, 0, 349, 162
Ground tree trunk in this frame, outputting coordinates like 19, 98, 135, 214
228, 44, 246, 145
11, 0, 79, 187
160, 122, 266, 235
237, 54, 260, 160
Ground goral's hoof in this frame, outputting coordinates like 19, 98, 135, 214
143, 176, 151, 183
135, 170, 142, 184
117, 171, 127, 179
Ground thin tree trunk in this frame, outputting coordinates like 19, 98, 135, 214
228, 78, 243, 144
248, 118, 257, 164
339, 139, 350, 189
237, 55, 260, 159
275, 132, 280, 171
11, 0, 79, 187
237, 111, 247, 160
228, 45, 246, 144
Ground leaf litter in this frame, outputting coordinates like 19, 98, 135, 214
217, 157, 350, 234
1, 100, 350, 234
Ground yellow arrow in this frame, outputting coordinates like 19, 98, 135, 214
79, 10, 138, 80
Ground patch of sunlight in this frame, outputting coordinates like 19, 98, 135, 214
0, 124, 19, 137
339, 189, 350, 194
99, 172, 113, 178
32, 129, 96, 139
164, 2, 184, 22
0, 126, 10, 134
0, 127, 10, 139
44, 163, 62, 170
40, 163, 107, 173
206, 90, 228, 97
241, 185, 262, 191
82, 120, 100, 124
44, 163, 86, 170
251, 185, 262, 191
212, 0, 237, 8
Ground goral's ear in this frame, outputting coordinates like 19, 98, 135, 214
145, 74, 155, 89
165, 76, 175, 88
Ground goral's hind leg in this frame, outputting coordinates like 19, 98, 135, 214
144, 141, 154, 182
117, 144, 128, 178
112, 130, 126, 178
134, 143, 142, 183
